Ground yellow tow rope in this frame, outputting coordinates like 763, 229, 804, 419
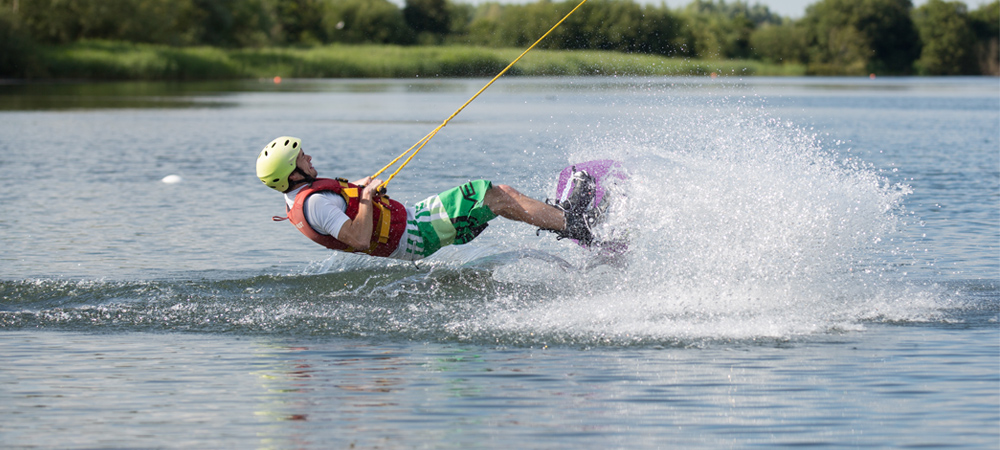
370, 0, 589, 190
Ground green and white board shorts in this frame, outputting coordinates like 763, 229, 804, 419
391, 180, 498, 261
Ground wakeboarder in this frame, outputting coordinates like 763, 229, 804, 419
256, 136, 599, 261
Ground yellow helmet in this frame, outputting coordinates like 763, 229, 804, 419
256, 136, 302, 192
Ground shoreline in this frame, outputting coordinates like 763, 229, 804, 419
14, 41, 807, 81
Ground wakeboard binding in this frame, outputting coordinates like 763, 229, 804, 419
549, 168, 599, 246
541, 159, 629, 254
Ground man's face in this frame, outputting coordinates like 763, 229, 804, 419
295, 150, 318, 178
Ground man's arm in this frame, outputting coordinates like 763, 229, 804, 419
336, 177, 382, 250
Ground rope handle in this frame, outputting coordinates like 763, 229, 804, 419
370, 0, 589, 190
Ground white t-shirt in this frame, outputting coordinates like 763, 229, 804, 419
285, 186, 418, 260
285, 188, 350, 238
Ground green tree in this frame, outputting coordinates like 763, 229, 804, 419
14, 0, 204, 45
326, 0, 414, 44
633, 5, 691, 56
465, 0, 687, 56
681, 0, 780, 59
0, 6, 39, 77
969, 0, 999, 74
559, 0, 639, 50
464, 3, 503, 46
913, 0, 977, 74
467, 1, 562, 48
554, 0, 686, 55
802, 0, 920, 75
404, 0, 451, 43
188, 0, 276, 47
750, 21, 808, 63
272, 0, 328, 45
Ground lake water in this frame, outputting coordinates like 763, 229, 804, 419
1, 76, 997, 448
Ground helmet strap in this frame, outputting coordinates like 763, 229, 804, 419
289, 168, 315, 188
297, 168, 315, 182
282, 168, 315, 193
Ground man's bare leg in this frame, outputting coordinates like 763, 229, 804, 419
483, 184, 566, 231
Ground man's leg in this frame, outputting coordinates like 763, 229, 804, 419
484, 184, 566, 231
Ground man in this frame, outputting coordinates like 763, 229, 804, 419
256, 136, 596, 261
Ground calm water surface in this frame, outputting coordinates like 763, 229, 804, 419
1, 76, 997, 449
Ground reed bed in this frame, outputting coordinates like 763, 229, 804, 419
30, 41, 804, 80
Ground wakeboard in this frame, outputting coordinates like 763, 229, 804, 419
554, 159, 629, 253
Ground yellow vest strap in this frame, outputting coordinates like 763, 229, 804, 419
365, 200, 392, 253
376, 200, 392, 244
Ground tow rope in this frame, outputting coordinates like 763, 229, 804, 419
370, 0, 589, 191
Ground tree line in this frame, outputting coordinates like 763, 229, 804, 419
1, 0, 997, 76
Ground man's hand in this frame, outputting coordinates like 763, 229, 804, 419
351, 176, 371, 188
336, 176, 383, 250
356, 177, 384, 201
351, 176, 385, 200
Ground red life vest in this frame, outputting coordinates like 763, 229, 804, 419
285, 178, 407, 257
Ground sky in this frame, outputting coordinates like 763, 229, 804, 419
447, 0, 995, 19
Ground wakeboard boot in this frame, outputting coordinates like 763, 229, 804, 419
560, 207, 596, 246
542, 169, 598, 246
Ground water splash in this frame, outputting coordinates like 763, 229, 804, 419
476, 86, 949, 343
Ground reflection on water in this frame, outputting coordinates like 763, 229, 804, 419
0, 80, 245, 110
7, 327, 993, 448
5, 76, 992, 110
0, 78, 488, 110
250, 326, 991, 448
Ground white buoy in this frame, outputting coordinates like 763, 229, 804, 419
161, 175, 183, 184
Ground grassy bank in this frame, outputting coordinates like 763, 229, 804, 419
22, 41, 805, 80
